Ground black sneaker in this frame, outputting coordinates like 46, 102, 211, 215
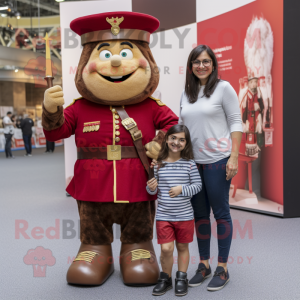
189, 263, 211, 287
175, 271, 188, 296
207, 266, 230, 291
152, 272, 172, 296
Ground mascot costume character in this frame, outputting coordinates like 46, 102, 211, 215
42, 12, 178, 286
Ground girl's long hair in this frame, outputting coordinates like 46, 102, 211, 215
157, 125, 194, 167
185, 44, 220, 103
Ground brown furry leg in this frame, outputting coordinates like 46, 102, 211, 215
120, 201, 156, 244
77, 200, 114, 245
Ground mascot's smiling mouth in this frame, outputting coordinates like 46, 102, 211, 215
100, 71, 135, 83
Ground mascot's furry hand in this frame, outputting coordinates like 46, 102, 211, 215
44, 85, 65, 113
145, 141, 161, 160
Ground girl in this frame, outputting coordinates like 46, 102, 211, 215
147, 124, 202, 297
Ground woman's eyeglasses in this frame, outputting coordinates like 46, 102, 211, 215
191, 59, 212, 68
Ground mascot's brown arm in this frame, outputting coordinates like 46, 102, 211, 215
152, 130, 166, 146
42, 104, 65, 131
145, 130, 166, 160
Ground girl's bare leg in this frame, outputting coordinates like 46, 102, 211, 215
160, 241, 175, 276
176, 242, 189, 272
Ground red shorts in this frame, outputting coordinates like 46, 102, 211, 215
156, 220, 194, 244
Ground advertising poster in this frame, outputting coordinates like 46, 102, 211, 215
197, 0, 283, 215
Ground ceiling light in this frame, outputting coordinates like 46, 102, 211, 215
15, 69, 18, 72
15, 11, 20, 19
0, 6, 9, 11
55, 0, 65, 2
1, 13, 7, 17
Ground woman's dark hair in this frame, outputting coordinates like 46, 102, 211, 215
185, 44, 220, 103
11, 114, 16, 121
157, 125, 194, 166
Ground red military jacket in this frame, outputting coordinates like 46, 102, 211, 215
243, 90, 259, 133
44, 97, 178, 203
242, 90, 261, 146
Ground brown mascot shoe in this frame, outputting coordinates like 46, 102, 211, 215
120, 240, 159, 286
67, 243, 114, 285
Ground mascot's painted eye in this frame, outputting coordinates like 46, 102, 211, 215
99, 50, 113, 61
119, 49, 133, 60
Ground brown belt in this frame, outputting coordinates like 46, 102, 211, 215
77, 147, 139, 160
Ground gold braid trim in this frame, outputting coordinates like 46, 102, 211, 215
66, 97, 83, 108
73, 251, 98, 263
149, 96, 165, 106
131, 249, 151, 261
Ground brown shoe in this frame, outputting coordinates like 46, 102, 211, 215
120, 240, 159, 286
67, 244, 114, 285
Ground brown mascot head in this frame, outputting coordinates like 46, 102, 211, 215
70, 11, 160, 106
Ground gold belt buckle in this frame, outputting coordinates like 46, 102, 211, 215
107, 145, 121, 160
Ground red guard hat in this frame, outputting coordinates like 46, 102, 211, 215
70, 11, 160, 45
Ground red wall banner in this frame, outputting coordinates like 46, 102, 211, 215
197, 0, 284, 212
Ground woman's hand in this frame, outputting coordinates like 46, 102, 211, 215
147, 178, 158, 192
226, 155, 238, 180
150, 159, 157, 169
169, 185, 182, 198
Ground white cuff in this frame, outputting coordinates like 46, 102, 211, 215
146, 185, 157, 195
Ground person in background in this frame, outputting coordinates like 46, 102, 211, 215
10, 115, 16, 149
45, 139, 55, 153
20, 114, 34, 157
3, 111, 15, 159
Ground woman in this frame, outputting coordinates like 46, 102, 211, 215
179, 45, 243, 291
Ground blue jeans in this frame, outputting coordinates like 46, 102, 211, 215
23, 134, 32, 154
191, 156, 232, 263
4, 134, 13, 157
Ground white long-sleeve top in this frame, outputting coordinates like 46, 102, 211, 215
179, 80, 243, 164
146, 159, 202, 221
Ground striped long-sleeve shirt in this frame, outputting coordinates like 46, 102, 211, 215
146, 159, 202, 221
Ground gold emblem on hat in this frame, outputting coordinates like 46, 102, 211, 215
106, 16, 124, 36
